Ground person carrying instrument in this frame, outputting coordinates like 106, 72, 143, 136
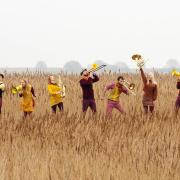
0, 74, 5, 114
104, 76, 130, 116
13, 80, 36, 117
80, 69, 99, 113
171, 70, 180, 113
139, 67, 158, 113
47, 75, 65, 113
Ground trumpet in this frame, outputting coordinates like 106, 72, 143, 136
11, 85, 22, 94
172, 69, 180, 77
122, 80, 136, 95
132, 54, 147, 68
88, 64, 107, 73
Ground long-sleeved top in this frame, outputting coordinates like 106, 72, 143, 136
140, 68, 157, 101
19, 86, 36, 98
105, 82, 129, 102
80, 74, 99, 100
47, 83, 62, 106
19, 84, 36, 112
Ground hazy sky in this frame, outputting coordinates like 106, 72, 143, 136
0, 0, 180, 68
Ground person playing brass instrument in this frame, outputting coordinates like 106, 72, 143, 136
80, 69, 99, 113
104, 76, 130, 116
175, 78, 180, 113
172, 70, 180, 113
0, 74, 5, 114
47, 75, 65, 113
12, 80, 36, 117
139, 67, 158, 113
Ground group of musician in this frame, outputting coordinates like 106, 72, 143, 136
80, 66, 159, 116
0, 64, 179, 118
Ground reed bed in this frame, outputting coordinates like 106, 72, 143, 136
0, 72, 179, 180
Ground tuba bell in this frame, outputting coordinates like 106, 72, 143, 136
132, 54, 147, 68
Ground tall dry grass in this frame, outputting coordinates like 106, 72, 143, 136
0, 72, 180, 180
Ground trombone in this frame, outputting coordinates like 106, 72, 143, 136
88, 64, 107, 73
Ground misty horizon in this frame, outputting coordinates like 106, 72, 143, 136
1, 0, 180, 68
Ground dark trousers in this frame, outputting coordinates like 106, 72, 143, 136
24, 112, 32, 117
0, 97, 2, 114
51, 102, 64, 113
82, 99, 96, 113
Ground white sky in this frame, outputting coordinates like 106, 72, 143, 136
0, 0, 180, 68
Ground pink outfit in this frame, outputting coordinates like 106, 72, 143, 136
106, 100, 125, 114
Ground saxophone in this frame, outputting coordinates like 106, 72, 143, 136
58, 76, 66, 98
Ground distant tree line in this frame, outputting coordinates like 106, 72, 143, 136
35, 59, 180, 73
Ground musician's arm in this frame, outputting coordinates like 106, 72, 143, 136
121, 86, 130, 95
31, 87, 36, 97
153, 85, 158, 101
104, 83, 114, 96
140, 68, 147, 85
92, 74, 99, 83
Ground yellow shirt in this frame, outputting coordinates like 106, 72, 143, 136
108, 84, 121, 101
47, 84, 62, 106
107, 82, 128, 102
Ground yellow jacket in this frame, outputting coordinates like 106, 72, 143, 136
47, 84, 62, 106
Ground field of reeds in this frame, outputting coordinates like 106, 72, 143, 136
0, 72, 180, 180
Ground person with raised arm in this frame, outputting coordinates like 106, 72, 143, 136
139, 67, 158, 113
